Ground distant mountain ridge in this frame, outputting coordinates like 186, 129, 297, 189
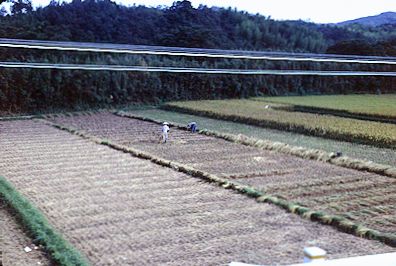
338, 12, 396, 27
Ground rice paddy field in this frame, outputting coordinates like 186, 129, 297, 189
128, 108, 396, 166
254, 94, 396, 119
1, 103, 396, 265
164, 99, 396, 148
49, 112, 396, 235
2, 118, 394, 265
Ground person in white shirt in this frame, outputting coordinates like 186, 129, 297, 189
162, 122, 170, 143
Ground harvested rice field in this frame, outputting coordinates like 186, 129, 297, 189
0, 201, 50, 266
129, 108, 396, 166
163, 99, 396, 148
0, 119, 394, 265
49, 112, 396, 236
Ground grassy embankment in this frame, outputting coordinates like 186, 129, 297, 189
0, 177, 89, 266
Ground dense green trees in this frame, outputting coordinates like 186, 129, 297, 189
0, 0, 395, 114
327, 38, 396, 56
0, 0, 335, 51
2, 0, 394, 53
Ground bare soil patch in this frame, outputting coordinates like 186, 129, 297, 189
0, 200, 50, 266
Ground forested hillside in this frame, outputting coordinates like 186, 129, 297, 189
2, 0, 395, 53
1, 0, 330, 52
0, 0, 395, 114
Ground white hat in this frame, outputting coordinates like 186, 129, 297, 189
163, 122, 169, 125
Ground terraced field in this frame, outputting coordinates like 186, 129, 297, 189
0, 202, 50, 266
128, 108, 396, 166
163, 99, 396, 148
255, 94, 396, 119
49, 112, 396, 236
3, 120, 393, 265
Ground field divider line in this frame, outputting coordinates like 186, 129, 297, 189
0, 176, 90, 266
114, 111, 396, 179
42, 117, 396, 248
0, 114, 42, 121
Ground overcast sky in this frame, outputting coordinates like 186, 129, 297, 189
26, 0, 396, 23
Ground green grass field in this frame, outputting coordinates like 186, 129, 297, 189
254, 94, 396, 119
163, 99, 396, 149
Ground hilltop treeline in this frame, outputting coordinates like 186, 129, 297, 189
0, 0, 395, 113
2, 0, 395, 54
1, 0, 329, 52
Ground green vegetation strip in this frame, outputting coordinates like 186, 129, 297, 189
0, 176, 90, 266
162, 100, 396, 149
115, 111, 396, 179
44, 118, 396, 247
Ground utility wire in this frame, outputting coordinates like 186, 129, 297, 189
1, 61, 396, 76
1, 38, 396, 65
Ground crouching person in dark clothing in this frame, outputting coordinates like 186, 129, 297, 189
187, 122, 197, 133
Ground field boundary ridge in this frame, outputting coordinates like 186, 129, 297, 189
0, 176, 90, 266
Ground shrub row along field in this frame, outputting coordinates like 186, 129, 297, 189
0, 174, 89, 266
0, 201, 50, 266
254, 94, 396, 122
3, 120, 392, 264
130, 108, 396, 166
49, 112, 396, 237
163, 99, 396, 148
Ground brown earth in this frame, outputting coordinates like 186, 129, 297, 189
49, 112, 396, 234
0, 200, 51, 266
0, 119, 394, 265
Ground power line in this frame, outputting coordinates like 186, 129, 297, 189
1, 61, 396, 76
1, 38, 396, 65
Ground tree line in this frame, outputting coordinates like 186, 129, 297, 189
0, 0, 395, 114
